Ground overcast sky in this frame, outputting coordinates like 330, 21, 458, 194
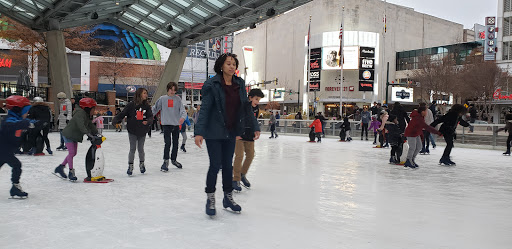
386, 0, 499, 29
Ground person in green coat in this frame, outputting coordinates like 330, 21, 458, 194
54, 98, 99, 181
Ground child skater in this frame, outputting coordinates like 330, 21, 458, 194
369, 116, 381, 145
340, 117, 352, 141
113, 88, 153, 176
430, 104, 471, 165
0, 96, 40, 197
385, 114, 403, 164
92, 113, 104, 134
310, 116, 322, 142
403, 106, 442, 168
54, 98, 99, 181
179, 114, 191, 152
377, 110, 389, 148
496, 113, 512, 156
232, 88, 264, 191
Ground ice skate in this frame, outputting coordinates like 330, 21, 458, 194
172, 160, 182, 169
139, 162, 146, 173
503, 151, 511, 156
223, 191, 241, 213
10, 183, 28, 198
206, 193, 216, 216
46, 148, 53, 155
161, 160, 169, 172
127, 163, 134, 176
404, 159, 416, 168
56, 145, 64, 151
439, 157, 455, 166
241, 174, 251, 188
54, 164, 67, 179
389, 156, 397, 164
232, 181, 242, 192
419, 149, 426, 155
68, 168, 78, 181
180, 144, 186, 153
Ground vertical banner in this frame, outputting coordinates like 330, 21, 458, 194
359, 47, 375, 92
309, 48, 321, 91
484, 17, 496, 61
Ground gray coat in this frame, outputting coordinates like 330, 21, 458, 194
58, 99, 72, 130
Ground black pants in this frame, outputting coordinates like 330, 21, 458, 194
442, 133, 455, 158
205, 137, 236, 193
361, 123, 368, 138
28, 126, 50, 150
379, 130, 385, 146
270, 124, 276, 137
422, 130, 430, 151
162, 125, 180, 161
391, 143, 403, 161
0, 154, 22, 184
506, 134, 512, 152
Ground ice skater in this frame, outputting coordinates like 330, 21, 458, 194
377, 110, 389, 148
403, 106, 441, 168
92, 113, 104, 135
0, 96, 40, 198
27, 97, 52, 155
54, 98, 99, 181
340, 116, 352, 141
194, 52, 260, 216
419, 102, 435, 154
232, 88, 264, 191
56, 92, 72, 151
113, 88, 153, 176
179, 109, 191, 153
496, 113, 512, 156
269, 111, 278, 138
152, 82, 187, 171
385, 115, 403, 164
430, 104, 471, 166
369, 116, 381, 145
360, 107, 371, 140
309, 116, 323, 142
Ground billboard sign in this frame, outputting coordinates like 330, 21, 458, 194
392, 87, 414, 102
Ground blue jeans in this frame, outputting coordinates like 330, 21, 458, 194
205, 137, 236, 193
429, 133, 436, 147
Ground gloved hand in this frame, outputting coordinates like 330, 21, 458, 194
28, 119, 44, 129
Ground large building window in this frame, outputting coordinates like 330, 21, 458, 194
503, 41, 512, 61
504, 17, 512, 37
506, 0, 512, 12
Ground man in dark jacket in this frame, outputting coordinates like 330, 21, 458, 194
468, 104, 477, 132
390, 102, 410, 133
318, 112, 327, 137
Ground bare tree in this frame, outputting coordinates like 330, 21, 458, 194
99, 41, 133, 90
412, 55, 459, 103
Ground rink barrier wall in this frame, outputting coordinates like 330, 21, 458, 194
256, 119, 509, 150
0, 113, 507, 149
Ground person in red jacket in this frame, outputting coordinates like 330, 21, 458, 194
403, 106, 442, 168
309, 117, 323, 142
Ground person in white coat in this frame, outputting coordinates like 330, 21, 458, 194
56, 92, 72, 151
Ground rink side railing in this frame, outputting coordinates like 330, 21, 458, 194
256, 119, 510, 149
0, 114, 508, 149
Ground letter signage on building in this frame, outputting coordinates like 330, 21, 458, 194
391, 87, 414, 102
309, 48, 321, 91
484, 16, 496, 61
493, 89, 512, 100
0, 58, 13, 68
358, 47, 375, 92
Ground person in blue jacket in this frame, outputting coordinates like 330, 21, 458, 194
180, 113, 191, 152
0, 96, 41, 198
194, 53, 260, 216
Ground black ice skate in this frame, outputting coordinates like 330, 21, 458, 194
127, 163, 134, 176
180, 144, 186, 153
161, 160, 169, 172
206, 193, 216, 216
232, 181, 242, 192
10, 183, 28, 198
503, 151, 511, 156
404, 159, 417, 168
139, 162, 146, 173
241, 174, 251, 188
172, 160, 182, 169
56, 145, 64, 151
223, 191, 241, 213
439, 157, 455, 166
68, 168, 78, 181
54, 164, 67, 179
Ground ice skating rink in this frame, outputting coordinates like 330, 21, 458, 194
1, 131, 511, 249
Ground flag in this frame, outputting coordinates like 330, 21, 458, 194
338, 22, 343, 66
307, 17, 311, 47
384, 14, 387, 33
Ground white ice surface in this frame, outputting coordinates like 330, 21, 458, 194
1, 131, 511, 249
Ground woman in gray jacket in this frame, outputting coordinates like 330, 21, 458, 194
56, 92, 72, 151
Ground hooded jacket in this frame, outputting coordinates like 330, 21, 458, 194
385, 121, 403, 146
113, 101, 153, 137
0, 110, 31, 155
309, 119, 322, 133
404, 110, 441, 138
62, 107, 98, 143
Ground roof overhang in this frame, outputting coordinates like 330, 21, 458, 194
0, 0, 312, 48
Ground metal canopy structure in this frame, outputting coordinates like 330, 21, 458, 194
0, 0, 311, 48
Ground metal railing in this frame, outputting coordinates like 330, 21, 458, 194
0, 83, 49, 100
72, 91, 108, 105
257, 119, 510, 149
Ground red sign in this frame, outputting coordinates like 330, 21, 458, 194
493, 89, 512, 100
185, 82, 204, 89
0, 58, 12, 68
310, 60, 320, 70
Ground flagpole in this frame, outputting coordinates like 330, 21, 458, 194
307, 15, 311, 120
339, 6, 344, 118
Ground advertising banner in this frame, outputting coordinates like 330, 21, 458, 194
391, 87, 414, 102
322, 46, 358, 70
309, 48, 321, 91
